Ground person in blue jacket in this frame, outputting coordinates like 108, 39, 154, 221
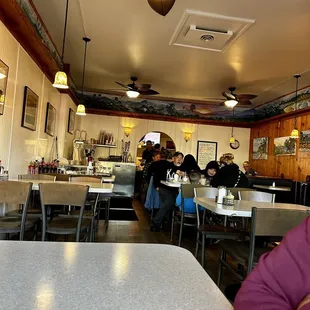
176, 170, 201, 213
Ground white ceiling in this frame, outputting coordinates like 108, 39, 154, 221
32, 0, 310, 106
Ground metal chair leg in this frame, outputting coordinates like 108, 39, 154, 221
194, 230, 200, 258
201, 235, 206, 268
170, 210, 175, 242
217, 250, 225, 287
178, 213, 184, 247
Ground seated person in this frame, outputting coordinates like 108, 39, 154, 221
176, 170, 201, 214
243, 160, 258, 176
212, 153, 249, 188
179, 154, 200, 175
143, 151, 161, 184
234, 216, 310, 310
204, 160, 219, 185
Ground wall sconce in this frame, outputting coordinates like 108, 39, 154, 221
184, 132, 191, 142
124, 127, 132, 137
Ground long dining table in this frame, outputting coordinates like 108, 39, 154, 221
194, 197, 310, 217
0, 241, 232, 309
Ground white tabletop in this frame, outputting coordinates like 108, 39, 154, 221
160, 180, 182, 188
194, 197, 310, 217
101, 175, 115, 183
15, 179, 114, 194
0, 242, 232, 310
253, 184, 291, 192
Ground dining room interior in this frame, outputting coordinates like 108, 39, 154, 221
0, 0, 310, 309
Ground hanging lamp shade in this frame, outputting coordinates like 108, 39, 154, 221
53, 0, 69, 89
290, 128, 299, 138
76, 104, 86, 116
53, 71, 69, 89
147, 0, 176, 16
229, 136, 235, 143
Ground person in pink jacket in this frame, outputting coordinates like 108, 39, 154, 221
234, 216, 310, 310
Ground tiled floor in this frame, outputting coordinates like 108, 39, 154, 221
96, 198, 239, 292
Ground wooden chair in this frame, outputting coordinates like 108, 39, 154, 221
217, 207, 310, 287
194, 187, 241, 268
0, 181, 37, 240
39, 183, 91, 242
170, 183, 204, 246
238, 190, 275, 202
7, 175, 56, 218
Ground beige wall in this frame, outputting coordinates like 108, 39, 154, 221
80, 114, 251, 169
0, 21, 78, 178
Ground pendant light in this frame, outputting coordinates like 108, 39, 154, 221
290, 74, 301, 138
225, 99, 238, 108
53, 0, 69, 89
229, 108, 235, 143
76, 37, 91, 116
147, 0, 176, 16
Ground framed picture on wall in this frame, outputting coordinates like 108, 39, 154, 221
21, 86, 39, 131
44, 102, 56, 137
196, 140, 217, 169
67, 108, 75, 134
0, 59, 9, 115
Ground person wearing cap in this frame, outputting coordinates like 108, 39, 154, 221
148, 151, 184, 232
243, 160, 258, 176
204, 160, 220, 185
212, 153, 249, 188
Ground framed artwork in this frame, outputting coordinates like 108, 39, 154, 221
67, 108, 75, 134
21, 86, 39, 131
44, 102, 56, 137
299, 130, 310, 158
274, 136, 296, 156
196, 140, 217, 169
0, 59, 9, 115
253, 137, 268, 160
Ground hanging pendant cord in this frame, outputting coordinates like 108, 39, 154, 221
81, 39, 88, 95
61, 0, 69, 62
294, 74, 300, 128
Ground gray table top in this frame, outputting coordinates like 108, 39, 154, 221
0, 242, 232, 310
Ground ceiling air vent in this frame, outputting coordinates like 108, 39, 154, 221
170, 9, 255, 53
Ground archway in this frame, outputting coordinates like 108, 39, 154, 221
136, 131, 176, 166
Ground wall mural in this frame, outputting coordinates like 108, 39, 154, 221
18, 0, 310, 123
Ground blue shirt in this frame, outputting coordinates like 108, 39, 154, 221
176, 192, 196, 213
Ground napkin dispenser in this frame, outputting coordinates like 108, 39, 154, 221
217, 186, 227, 204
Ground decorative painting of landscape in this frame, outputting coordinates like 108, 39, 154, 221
274, 136, 296, 156
299, 130, 310, 158
253, 137, 268, 159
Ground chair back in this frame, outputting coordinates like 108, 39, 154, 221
70, 176, 102, 183
228, 187, 254, 200
238, 190, 275, 202
181, 183, 204, 199
194, 187, 218, 226
247, 207, 310, 274
0, 181, 32, 240
39, 183, 89, 242
18, 174, 56, 181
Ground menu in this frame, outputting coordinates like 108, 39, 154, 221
197, 141, 217, 169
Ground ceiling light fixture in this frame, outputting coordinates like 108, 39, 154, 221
225, 99, 238, 108
290, 74, 301, 138
147, 0, 176, 16
53, 0, 69, 89
126, 90, 140, 98
76, 37, 91, 116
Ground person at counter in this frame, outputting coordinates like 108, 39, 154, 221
243, 160, 258, 176
212, 153, 249, 188
148, 151, 184, 232
142, 140, 154, 164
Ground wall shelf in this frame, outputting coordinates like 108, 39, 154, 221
84, 144, 117, 148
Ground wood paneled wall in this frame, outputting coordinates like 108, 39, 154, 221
249, 114, 310, 181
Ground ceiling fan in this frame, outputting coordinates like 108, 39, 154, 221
114, 77, 159, 98
221, 87, 257, 108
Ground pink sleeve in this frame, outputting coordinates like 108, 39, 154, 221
234, 216, 310, 310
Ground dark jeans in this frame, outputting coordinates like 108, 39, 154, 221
152, 186, 178, 226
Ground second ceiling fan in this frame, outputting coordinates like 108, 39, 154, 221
221, 87, 257, 108
115, 77, 159, 98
